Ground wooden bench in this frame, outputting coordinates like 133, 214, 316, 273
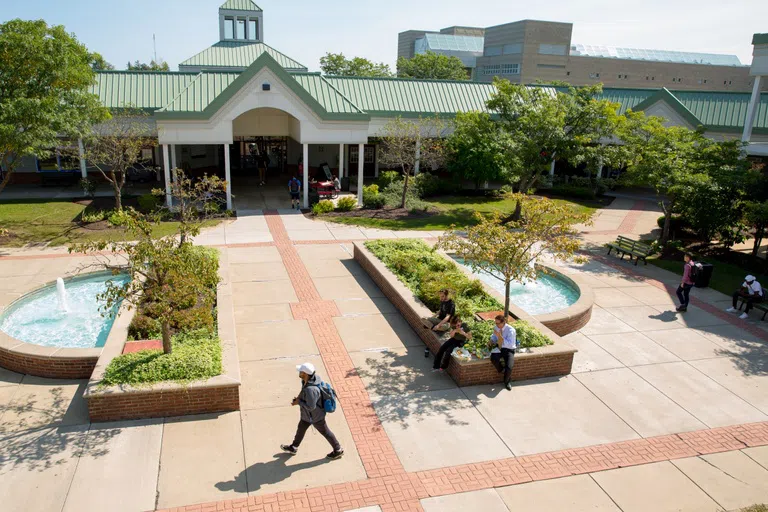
606, 235, 652, 266
737, 297, 768, 320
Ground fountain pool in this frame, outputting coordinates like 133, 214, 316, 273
452, 257, 580, 315
0, 272, 130, 349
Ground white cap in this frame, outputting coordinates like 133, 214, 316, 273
746, 275, 756, 282
296, 362, 316, 375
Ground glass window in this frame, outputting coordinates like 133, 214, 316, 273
539, 44, 566, 56
236, 18, 246, 39
483, 64, 501, 76
38, 154, 59, 171
501, 63, 519, 75
224, 17, 234, 39
503, 44, 522, 55
484, 46, 502, 57
248, 19, 258, 40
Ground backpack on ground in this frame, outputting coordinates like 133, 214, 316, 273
310, 382, 337, 413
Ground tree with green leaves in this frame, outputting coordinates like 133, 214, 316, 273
447, 111, 514, 188
319, 52, 393, 77
377, 116, 448, 208
127, 59, 170, 71
0, 19, 109, 194
90, 52, 114, 71
437, 194, 589, 319
83, 108, 156, 211
397, 51, 469, 80
745, 201, 768, 257
486, 80, 621, 220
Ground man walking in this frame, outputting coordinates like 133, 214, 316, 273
727, 275, 764, 320
490, 315, 518, 391
288, 176, 302, 209
676, 253, 696, 312
281, 363, 344, 460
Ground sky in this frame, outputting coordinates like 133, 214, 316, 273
1, 0, 765, 72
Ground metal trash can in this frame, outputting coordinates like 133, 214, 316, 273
694, 263, 714, 288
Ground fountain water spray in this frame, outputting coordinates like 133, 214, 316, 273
56, 278, 69, 312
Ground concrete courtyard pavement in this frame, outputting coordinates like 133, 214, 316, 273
1, 202, 768, 511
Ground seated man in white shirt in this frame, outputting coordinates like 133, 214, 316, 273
489, 315, 518, 391
726, 275, 763, 319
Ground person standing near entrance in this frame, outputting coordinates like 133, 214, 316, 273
676, 253, 696, 312
258, 150, 269, 186
490, 315, 518, 391
281, 363, 344, 460
288, 176, 302, 209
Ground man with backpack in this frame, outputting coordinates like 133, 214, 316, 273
288, 176, 302, 209
281, 362, 344, 460
676, 253, 698, 312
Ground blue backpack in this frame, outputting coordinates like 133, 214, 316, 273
310, 382, 337, 413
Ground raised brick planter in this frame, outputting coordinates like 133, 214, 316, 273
84, 250, 241, 422
354, 242, 576, 386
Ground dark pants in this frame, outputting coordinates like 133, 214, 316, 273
291, 419, 341, 451
734, 291, 763, 313
676, 284, 693, 307
491, 348, 515, 385
433, 338, 464, 370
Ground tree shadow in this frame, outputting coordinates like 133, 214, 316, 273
216, 453, 331, 494
695, 324, 768, 376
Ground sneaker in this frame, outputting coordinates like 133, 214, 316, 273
280, 444, 297, 455
431, 368, 443, 373
726, 307, 738, 313
505, 382, 512, 391
327, 449, 344, 460
739, 313, 749, 320
677, 306, 687, 312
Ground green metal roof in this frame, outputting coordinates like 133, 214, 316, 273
219, 0, 261, 11
595, 88, 656, 114
160, 72, 239, 113
753, 33, 768, 45
291, 74, 366, 115
89, 71, 200, 109
675, 90, 768, 132
323, 76, 504, 116
179, 42, 306, 71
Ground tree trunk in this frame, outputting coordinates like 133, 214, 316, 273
0, 155, 17, 195
753, 231, 763, 258
112, 171, 122, 211
401, 171, 410, 209
161, 320, 172, 355
0, 168, 13, 195
661, 200, 673, 245
504, 279, 511, 320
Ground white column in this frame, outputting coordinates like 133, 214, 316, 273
162, 144, 171, 207
414, 144, 421, 176
357, 143, 364, 206
742, 76, 763, 143
302, 143, 309, 208
549, 158, 556, 177
224, 143, 232, 211
339, 143, 344, 179
170, 144, 177, 172
78, 139, 87, 179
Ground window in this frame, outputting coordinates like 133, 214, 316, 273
236, 18, 246, 39
589, 72, 600, 79
651, 76, 655, 80
248, 19, 258, 40
484, 46, 502, 57
501, 63, 520, 75
483, 64, 501, 76
704, 79, 707, 84
618, 74, 622, 79
646, 76, 649, 80
503, 44, 522, 55
538, 44, 566, 55
566, 71, 570, 76
349, 146, 374, 164
224, 17, 234, 39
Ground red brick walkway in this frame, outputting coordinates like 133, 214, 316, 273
155, 213, 768, 512
582, 200, 655, 236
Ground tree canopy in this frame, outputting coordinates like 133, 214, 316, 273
319, 52, 393, 78
447, 111, 514, 188
127, 59, 170, 71
397, 52, 469, 80
0, 19, 109, 194
90, 52, 115, 71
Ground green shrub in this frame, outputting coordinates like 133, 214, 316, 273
80, 209, 108, 224
312, 200, 335, 215
463, 319, 553, 354
381, 181, 428, 210
376, 170, 402, 189
362, 185, 385, 209
107, 209, 132, 227
515, 320, 553, 348
549, 184, 597, 200
656, 214, 691, 232
335, 196, 358, 212
79, 178, 96, 198
137, 193, 162, 213
101, 328, 222, 386
413, 172, 441, 197
128, 314, 162, 341
170, 306, 215, 332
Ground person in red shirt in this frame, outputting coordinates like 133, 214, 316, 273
676, 253, 696, 312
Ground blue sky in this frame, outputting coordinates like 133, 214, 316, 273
1, 0, 765, 71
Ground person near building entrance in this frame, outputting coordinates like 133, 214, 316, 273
676, 253, 697, 312
258, 150, 269, 186
421, 289, 455, 332
281, 363, 344, 460
288, 176, 302, 209
432, 315, 471, 372
490, 315, 518, 391
727, 275, 764, 319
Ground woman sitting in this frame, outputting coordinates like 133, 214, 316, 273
432, 316, 471, 372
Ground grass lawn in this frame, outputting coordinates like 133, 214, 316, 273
324, 194, 609, 231
0, 199, 222, 247
648, 254, 768, 298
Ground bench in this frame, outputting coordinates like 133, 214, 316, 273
737, 297, 768, 320
606, 235, 652, 266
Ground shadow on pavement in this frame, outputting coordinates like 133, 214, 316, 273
216, 453, 331, 493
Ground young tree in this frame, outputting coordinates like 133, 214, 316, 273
447, 111, 515, 189
437, 194, 589, 318
127, 59, 170, 71
320, 52, 393, 77
71, 211, 219, 355
90, 52, 115, 71
152, 169, 228, 246
83, 108, 156, 211
0, 19, 109, 194
745, 201, 768, 257
397, 52, 469, 80
378, 116, 448, 208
